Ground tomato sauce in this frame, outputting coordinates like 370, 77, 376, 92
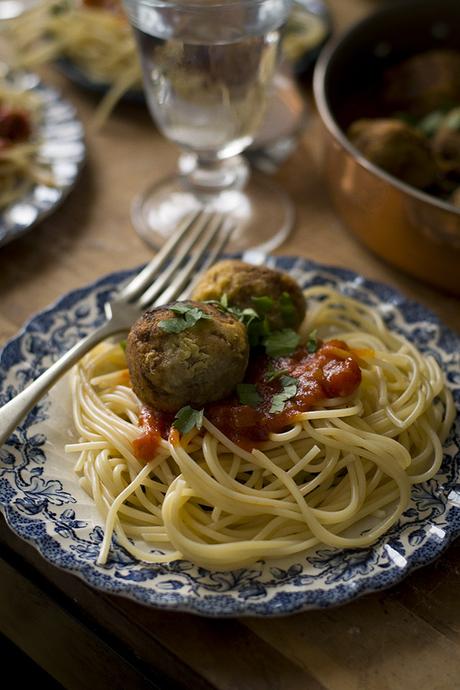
132, 407, 173, 462
132, 339, 362, 459
206, 340, 361, 448
0, 106, 31, 148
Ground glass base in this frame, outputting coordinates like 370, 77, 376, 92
132, 172, 295, 255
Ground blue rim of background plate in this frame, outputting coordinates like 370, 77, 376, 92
0, 256, 459, 617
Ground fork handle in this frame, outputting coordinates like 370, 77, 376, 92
0, 319, 124, 448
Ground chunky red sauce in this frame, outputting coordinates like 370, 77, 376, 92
0, 106, 31, 149
206, 340, 361, 448
132, 339, 362, 460
132, 407, 173, 462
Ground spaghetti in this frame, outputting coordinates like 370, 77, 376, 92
7, 0, 141, 127
66, 286, 455, 569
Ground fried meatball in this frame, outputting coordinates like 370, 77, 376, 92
432, 118, 460, 176
126, 301, 249, 413
383, 50, 460, 116
450, 187, 460, 208
191, 260, 306, 330
348, 118, 438, 189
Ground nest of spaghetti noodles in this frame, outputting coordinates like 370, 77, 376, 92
66, 275, 456, 570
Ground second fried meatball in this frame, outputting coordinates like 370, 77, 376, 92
191, 260, 306, 331
383, 50, 460, 116
348, 118, 438, 189
432, 123, 460, 176
126, 302, 249, 413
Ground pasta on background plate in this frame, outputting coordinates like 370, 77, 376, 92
7, 0, 140, 127
0, 80, 54, 209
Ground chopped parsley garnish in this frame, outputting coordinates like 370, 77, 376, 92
263, 329, 300, 358
279, 292, 297, 327
236, 383, 262, 408
247, 316, 270, 347
417, 109, 445, 137
265, 367, 290, 382
159, 304, 212, 334
445, 109, 460, 131
172, 406, 204, 434
306, 329, 318, 354
206, 294, 269, 346
251, 295, 274, 315
206, 294, 258, 325
240, 308, 260, 327
205, 293, 301, 357
270, 375, 298, 414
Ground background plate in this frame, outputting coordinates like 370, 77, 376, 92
0, 72, 86, 248
56, 57, 144, 102
0, 256, 459, 616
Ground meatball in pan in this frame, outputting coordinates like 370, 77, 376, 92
126, 301, 249, 413
348, 118, 438, 189
383, 50, 460, 117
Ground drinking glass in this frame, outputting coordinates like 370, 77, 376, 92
124, 0, 294, 253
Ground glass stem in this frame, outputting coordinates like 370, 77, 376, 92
179, 153, 250, 196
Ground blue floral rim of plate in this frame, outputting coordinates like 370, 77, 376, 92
0, 256, 459, 617
0, 72, 86, 248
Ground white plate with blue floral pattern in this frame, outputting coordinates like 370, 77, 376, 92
0, 256, 459, 617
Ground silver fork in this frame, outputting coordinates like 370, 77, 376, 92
0, 210, 237, 447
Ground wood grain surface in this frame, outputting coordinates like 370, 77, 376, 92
1, 1, 460, 689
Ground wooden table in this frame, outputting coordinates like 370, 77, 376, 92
1, 1, 460, 688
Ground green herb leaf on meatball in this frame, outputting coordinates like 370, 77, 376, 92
158, 304, 212, 333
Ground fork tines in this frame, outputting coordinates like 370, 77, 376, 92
117, 210, 237, 312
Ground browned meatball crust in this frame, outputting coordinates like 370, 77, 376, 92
348, 118, 438, 189
383, 50, 460, 116
432, 126, 460, 176
126, 301, 249, 413
191, 260, 306, 331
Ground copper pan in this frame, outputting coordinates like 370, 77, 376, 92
313, 0, 460, 295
